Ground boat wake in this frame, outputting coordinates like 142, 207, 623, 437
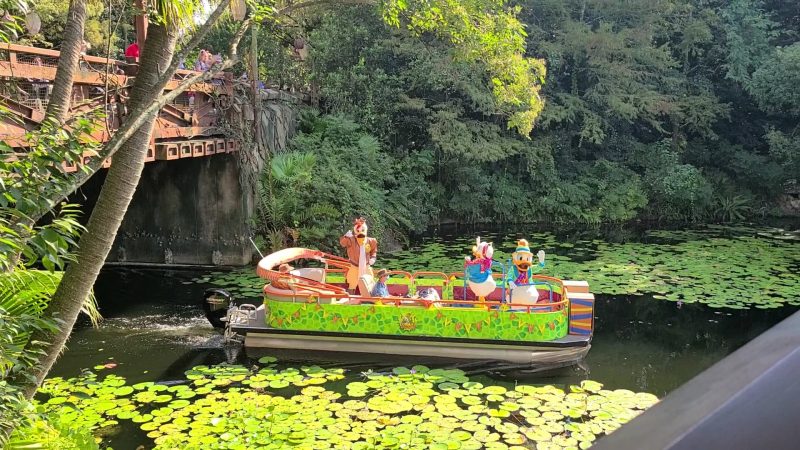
95, 305, 223, 348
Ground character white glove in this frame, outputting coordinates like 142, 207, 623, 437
537, 250, 546, 264
509, 281, 517, 289
345, 230, 353, 238
465, 256, 472, 262
368, 257, 376, 266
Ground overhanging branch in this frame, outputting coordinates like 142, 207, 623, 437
275, 0, 376, 18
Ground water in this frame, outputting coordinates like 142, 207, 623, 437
48, 224, 799, 448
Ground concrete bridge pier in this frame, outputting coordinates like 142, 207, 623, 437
104, 153, 253, 266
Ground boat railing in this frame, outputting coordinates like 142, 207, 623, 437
385, 270, 413, 297
448, 271, 506, 302
351, 296, 432, 307
323, 267, 346, 276
386, 270, 413, 280
327, 295, 569, 314
510, 275, 567, 313
450, 260, 509, 301
528, 275, 565, 297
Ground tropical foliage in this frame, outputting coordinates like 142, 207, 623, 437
0, 116, 99, 271
256, 113, 435, 250
24, 0, 126, 55
0, 110, 103, 445
250, 0, 800, 245
0, 271, 100, 446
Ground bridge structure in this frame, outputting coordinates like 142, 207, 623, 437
0, 42, 240, 168
1, 39, 299, 266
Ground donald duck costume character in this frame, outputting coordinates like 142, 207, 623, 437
464, 237, 496, 302
507, 239, 546, 304
340, 217, 378, 292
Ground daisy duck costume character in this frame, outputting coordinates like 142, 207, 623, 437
506, 239, 546, 304
464, 237, 496, 302
340, 217, 378, 292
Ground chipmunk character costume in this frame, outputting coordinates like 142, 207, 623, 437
339, 217, 378, 291
507, 239, 546, 304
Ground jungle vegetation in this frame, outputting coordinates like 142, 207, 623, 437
237, 0, 800, 248
20, 1, 800, 248
0, 0, 797, 446
0, 0, 557, 445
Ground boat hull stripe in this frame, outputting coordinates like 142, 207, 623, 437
570, 313, 594, 320
570, 299, 594, 306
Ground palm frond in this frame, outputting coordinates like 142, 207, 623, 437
0, 270, 100, 326
152, 0, 201, 30
271, 152, 317, 183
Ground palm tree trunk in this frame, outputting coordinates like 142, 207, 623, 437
46, 0, 87, 124
4, 0, 86, 270
21, 23, 179, 400
3, 0, 88, 272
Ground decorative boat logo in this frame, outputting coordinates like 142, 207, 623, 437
399, 313, 417, 331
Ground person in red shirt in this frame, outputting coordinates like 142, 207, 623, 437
124, 42, 139, 59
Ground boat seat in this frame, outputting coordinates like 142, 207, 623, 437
387, 283, 409, 297
453, 286, 505, 302
358, 274, 375, 296
290, 268, 325, 283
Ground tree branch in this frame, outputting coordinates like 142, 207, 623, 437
169, 0, 232, 78
275, 0, 375, 17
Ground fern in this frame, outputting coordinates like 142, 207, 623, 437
714, 195, 751, 222
0, 270, 100, 378
0, 271, 99, 325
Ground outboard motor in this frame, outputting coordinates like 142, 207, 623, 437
202, 288, 233, 329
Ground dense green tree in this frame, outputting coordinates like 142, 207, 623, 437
721, 0, 777, 85
249, 0, 799, 237
749, 43, 800, 115
30, 0, 123, 56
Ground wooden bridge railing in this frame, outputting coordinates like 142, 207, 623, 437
0, 43, 239, 169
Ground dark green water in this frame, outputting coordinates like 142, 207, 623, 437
48, 224, 799, 448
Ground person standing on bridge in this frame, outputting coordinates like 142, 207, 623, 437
122, 41, 140, 75
195, 50, 211, 71
339, 217, 378, 292
124, 41, 140, 60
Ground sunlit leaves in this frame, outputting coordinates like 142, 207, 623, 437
382, 0, 545, 135
0, 113, 99, 271
150, 0, 201, 31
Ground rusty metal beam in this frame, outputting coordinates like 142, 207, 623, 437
0, 42, 240, 169
134, 0, 148, 51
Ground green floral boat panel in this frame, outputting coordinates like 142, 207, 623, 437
265, 299, 568, 341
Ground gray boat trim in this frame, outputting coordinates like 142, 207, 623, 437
243, 332, 591, 365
